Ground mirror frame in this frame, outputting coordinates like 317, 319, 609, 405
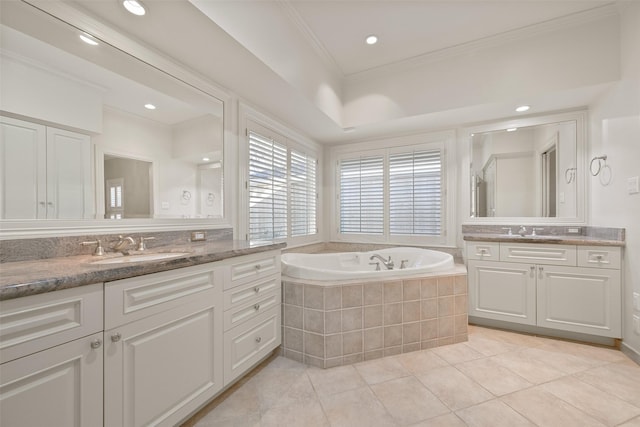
0, 1, 235, 238
461, 109, 587, 225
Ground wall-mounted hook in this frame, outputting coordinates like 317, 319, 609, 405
564, 167, 576, 184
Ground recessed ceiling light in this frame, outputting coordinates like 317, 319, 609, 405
202, 157, 210, 162
79, 34, 99, 46
365, 35, 378, 45
515, 105, 530, 112
123, 0, 146, 16
507, 128, 518, 132
144, 103, 156, 110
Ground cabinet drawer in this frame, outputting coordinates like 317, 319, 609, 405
224, 285, 281, 331
223, 274, 280, 311
105, 263, 220, 330
224, 306, 280, 385
0, 283, 103, 364
577, 246, 621, 270
466, 242, 500, 261
226, 251, 280, 290
500, 243, 576, 266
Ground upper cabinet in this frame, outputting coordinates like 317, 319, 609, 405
0, 116, 92, 219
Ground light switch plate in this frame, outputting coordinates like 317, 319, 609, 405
161, 201, 170, 210
634, 292, 640, 311
628, 176, 640, 194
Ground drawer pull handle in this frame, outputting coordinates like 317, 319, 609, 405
255, 264, 261, 271
90, 338, 102, 349
254, 304, 261, 311
255, 336, 262, 343
479, 248, 487, 256
538, 266, 544, 279
595, 255, 604, 261
530, 266, 535, 278
111, 333, 122, 343
254, 286, 260, 293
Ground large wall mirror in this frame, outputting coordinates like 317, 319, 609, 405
0, 1, 228, 234
464, 110, 586, 223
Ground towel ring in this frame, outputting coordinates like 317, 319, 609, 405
564, 168, 576, 184
599, 164, 612, 186
182, 190, 192, 201
590, 155, 607, 176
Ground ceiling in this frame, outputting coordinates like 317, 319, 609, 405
285, 0, 611, 76
22, 0, 623, 143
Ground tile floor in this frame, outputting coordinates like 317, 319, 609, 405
185, 325, 640, 427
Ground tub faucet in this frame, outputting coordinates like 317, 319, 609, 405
369, 254, 394, 270
112, 235, 135, 255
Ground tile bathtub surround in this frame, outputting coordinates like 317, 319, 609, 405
282, 273, 468, 368
184, 325, 640, 427
0, 228, 233, 262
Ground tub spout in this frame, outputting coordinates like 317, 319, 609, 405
369, 254, 394, 270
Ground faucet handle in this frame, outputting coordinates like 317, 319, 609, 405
80, 240, 105, 256
138, 236, 156, 251
400, 260, 409, 269
369, 262, 381, 271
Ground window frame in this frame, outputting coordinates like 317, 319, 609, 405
241, 115, 321, 247
329, 130, 456, 247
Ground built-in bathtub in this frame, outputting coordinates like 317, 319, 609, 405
280, 248, 468, 368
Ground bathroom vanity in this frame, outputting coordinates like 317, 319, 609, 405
0, 241, 283, 427
463, 227, 624, 341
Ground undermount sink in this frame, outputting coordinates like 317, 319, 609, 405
91, 252, 191, 265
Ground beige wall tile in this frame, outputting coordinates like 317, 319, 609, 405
343, 331, 363, 355
284, 304, 303, 329
421, 319, 438, 341
364, 282, 383, 305
402, 343, 421, 353
342, 307, 363, 331
304, 354, 325, 369
421, 278, 438, 298
364, 327, 384, 351
284, 327, 303, 352
384, 346, 402, 357
403, 322, 421, 344
343, 353, 363, 365
304, 308, 325, 334
421, 299, 438, 319
284, 349, 303, 363
364, 304, 383, 328
324, 357, 343, 369
384, 281, 403, 303
384, 325, 403, 347
403, 301, 420, 322
437, 276, 454, 296
342, 284, 363, 308
384, 302, 403, 325
403, 279, 421, 301
324, 286, 342, 310
455, 295, 468, 315
422, 339, 439, 350
454, 314, 468, 336
304, 285, 324, 309
454, 275, 468, 295
364, 350, 384, 361
438, 316, 454, 338
438, 296, 454, 317
325, 334, 343, 358
304, 332, 325, 358
284, 282, 303, 306
325, 310, 342, 334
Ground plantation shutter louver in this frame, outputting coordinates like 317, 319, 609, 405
249, 131, 287, 241
389, 149, 442, 235
339, 156, 384, 234
290, 150, 317, 236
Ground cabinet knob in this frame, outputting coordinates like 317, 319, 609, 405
254, 304, 261, 311
595, 255, 604, 261
255, 264, 261, 271
255, 336, 262, 343
90, 338, 102, 349
538, 266, 544, 279
479, 248, 487, 255
111, 333, 122, 342
530, 266, 535, 278
39, 201, 46, 206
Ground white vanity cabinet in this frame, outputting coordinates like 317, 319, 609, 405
0, 284, 104, 427
104, 263, 223, 427
0, 115, 92, 220
468, 242, 622, 338
223, 251, 282, 385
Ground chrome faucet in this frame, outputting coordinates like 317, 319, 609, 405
369, 254, 394, 270
518, 226, 527, 237
112, 235, 135, 255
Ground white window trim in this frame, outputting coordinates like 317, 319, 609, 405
329, 130, 456, 248
239, 103, 322, 247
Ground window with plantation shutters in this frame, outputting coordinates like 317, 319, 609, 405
248, 131, 287, 241
339, 156, 384, 234
290, 150, 317, 236
389, 150, 441, 235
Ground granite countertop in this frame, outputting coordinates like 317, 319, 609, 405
0, 240, 286, 301
462, 233, 625, 247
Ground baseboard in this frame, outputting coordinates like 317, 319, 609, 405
621, 342, 640, 366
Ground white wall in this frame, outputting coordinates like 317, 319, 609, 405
589, 1, 640, 358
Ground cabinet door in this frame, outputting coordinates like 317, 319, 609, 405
537, 265, 621, 338
0, 116, 46, 219
46, 127, 92, 219
468, 260, 536, 325
0, 332, 103, 427
105, 297, 223, 427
